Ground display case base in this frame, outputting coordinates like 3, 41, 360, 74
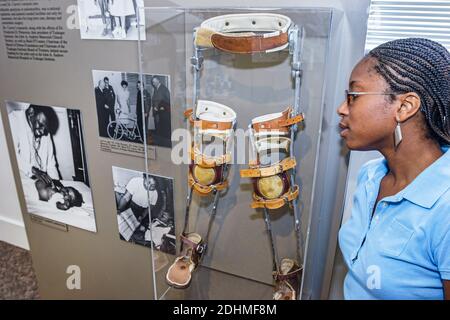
161, 266, 274, 300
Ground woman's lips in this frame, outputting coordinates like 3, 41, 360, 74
339, 122, 349, 137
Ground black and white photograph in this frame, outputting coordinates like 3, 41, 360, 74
6, 101, 97, 232
112, 167, 175, 255
93, 70, 172, 148
77, 0, 146, 40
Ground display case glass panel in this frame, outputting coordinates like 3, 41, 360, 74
138, 7, 337, 300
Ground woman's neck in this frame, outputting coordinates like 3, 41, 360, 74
379, 137, 443, 184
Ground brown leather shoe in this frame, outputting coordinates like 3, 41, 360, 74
166, 233, 205, 289
273, 258, 302, 300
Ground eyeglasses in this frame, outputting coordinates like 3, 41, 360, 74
345, 90, 396, 106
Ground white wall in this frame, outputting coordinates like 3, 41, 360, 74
0, 112, 29, 249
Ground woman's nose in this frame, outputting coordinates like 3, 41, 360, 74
337, 100, 348, 116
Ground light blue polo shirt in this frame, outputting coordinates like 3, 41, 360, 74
339, 146, 450, 300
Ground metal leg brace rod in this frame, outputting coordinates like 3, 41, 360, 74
204, 155, 230, 253
191, 42, 203, 115
204, 189, 220, 246
179, 39, 204, 253
289, 25, 306, 272
180, 187, 194, 252
181, 40, 221, 255
263, 207, 280, 273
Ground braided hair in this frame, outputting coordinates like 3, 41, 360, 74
368, 38, 450, 145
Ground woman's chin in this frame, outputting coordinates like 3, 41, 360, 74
345, 140, 373, 151
342, 138, 361, 151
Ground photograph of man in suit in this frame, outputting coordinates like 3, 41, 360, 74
151, 76, 171, 147
103, 76, 116, 130
95, 79, 109, 137
136, 80, 151, 142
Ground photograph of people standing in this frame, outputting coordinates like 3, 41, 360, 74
77, 0, 146, 40
92, 70, 172, 148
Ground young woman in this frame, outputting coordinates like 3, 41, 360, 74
338, 38, 450, 300
116, 80, 131, 116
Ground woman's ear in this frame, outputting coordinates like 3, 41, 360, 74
396, 92, 421, 123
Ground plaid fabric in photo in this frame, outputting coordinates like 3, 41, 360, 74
117, 208, 140, 241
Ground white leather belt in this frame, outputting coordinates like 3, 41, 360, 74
195, 13, 292, 54
251, 107, 304, 136
185, 100, 236, 134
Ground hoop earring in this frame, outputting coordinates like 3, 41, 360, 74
394, 122, 403, 148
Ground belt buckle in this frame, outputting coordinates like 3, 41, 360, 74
190, 56, 204, 69
282, 194, 290, 206
278, 163, 284, 174
196, 243, 206, 255
259, 162, 283, 177
257, 37, 263, 52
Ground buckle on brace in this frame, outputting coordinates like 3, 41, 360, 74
282, 194, 290, 206
295, 219, 301, 231
277, 163, 284, 175
196, 243, 207, 255
190, 56, 204, 70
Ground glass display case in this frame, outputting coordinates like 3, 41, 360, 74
137, 7, 342, 300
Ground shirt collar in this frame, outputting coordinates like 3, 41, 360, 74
372, 146, 450, 209
402, 145, 450, 208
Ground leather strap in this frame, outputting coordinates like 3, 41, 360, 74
210, 32, 288, 54
240, 157, 296, 178
180, 233, 199, 250
195, 13, 292, 54
195, 119, 234, 131
273, 267, 302, 282
251, 185, 299, 210
281, 113, 305, 127
190, 147, 232, 167
180, 233, 206, 254
188, 172, 229, 196
184, 108, 234, 130
252, 107, 304, 133
184, 108, 194, 123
